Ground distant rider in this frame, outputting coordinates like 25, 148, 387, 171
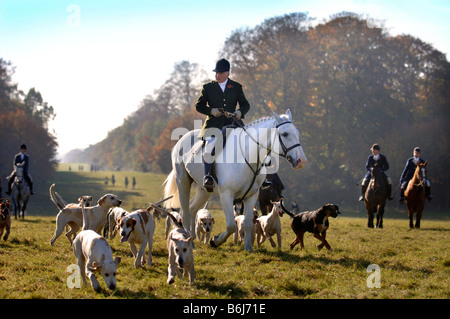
399, 147, 433, 203
5, 144, 34, 195
359, 144, 393, 201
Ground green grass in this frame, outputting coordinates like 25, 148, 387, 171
1, 167, 449, 299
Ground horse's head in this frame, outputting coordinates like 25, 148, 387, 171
14, 166, 24, 184
417, 161, 428, 183
370, 164, 385, 189
273, 109, 307, 170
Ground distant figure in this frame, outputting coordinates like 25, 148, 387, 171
111, 174, 116, 187
399, 147, 433, 203
124, 176, 129, 189
292, 201, 299, 215
132, 177, 136, 189
359, 143, 393, 202
6, 144, 34, 195
104, 177, 109, 186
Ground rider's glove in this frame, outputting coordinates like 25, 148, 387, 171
210, 108, 222, 117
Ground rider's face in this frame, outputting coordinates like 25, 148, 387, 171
372, 149, 380, 156
215, 71, 229, 83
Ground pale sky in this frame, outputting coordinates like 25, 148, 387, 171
1, 0, 449, 157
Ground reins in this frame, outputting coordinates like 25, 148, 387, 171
218, 109, 301, 203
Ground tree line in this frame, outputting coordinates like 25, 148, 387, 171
0, 59, 58, 194
3, 12, 449, 212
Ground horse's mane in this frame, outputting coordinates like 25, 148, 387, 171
243, 116, 273, 129
243, 114, 289, 129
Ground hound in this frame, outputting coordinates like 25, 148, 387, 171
117, 208, 155, 268
50, 194, 122, 246
0, 199, 11, 241
195, 202, 215, 244
104, 207, 129, 239
255, 200, 284, 249
164, 208, 182, 239
49, 183, 93, 210
234, 205, 259, 246
285, 204, 341, 251
72, 229, 121, 291
166, 211, 194, 285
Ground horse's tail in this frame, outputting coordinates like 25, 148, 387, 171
49, 184, 64, 210
163, 170, 180, 209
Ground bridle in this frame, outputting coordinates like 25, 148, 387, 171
221, 111, 302, 203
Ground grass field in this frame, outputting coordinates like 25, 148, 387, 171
0, 167, 449, 299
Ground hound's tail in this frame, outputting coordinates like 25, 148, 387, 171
280, 198, 295, 218
166, 210, 183, 229
49, 184, 67, 210
81, 200, 88, 231
163, 170, 180, 209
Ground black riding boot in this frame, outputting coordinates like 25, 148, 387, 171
387, 183, 393, 200
203, 162, 214, 192
426, 186, 433, 202
359, 183, 368, 202
399, 188, 405, 204
5, 178, 13, 195
24, 175, 34, 195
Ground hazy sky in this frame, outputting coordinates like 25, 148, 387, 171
1, 0, 449, 156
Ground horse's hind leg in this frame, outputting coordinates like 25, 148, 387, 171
189, 187, 211, 241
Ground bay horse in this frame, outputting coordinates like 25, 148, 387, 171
163, 110, 307, 252
405, 161, 427, 228
364, 164, 388, 228
10, 166, 31, 219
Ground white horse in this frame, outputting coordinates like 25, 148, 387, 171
10, 166, 31, 219
163, 109, 307, 252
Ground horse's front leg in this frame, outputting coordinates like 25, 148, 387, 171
177, 177, 193, 237
21, 197, 29, 219
243, 193, 259, 252
210, 192, 236, 248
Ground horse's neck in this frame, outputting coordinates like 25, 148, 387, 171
411, 169, 421, 184
240, 117, 277, 151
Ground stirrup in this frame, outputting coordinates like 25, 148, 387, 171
203, 175, 214, 192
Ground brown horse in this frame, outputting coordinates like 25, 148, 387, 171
405, 161, 427, 228
364, 164, 388, 228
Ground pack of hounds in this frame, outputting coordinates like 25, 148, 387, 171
0, 183, 340, 292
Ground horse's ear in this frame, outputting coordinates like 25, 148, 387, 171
285, 109, 292, 121
272, 111, 282, 124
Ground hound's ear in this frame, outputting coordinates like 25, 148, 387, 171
97, 195, 106, 205
89, 196, 93, 202
89, 256, 105, 271
211, 217, 215, 224
114, 257, 121, 266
